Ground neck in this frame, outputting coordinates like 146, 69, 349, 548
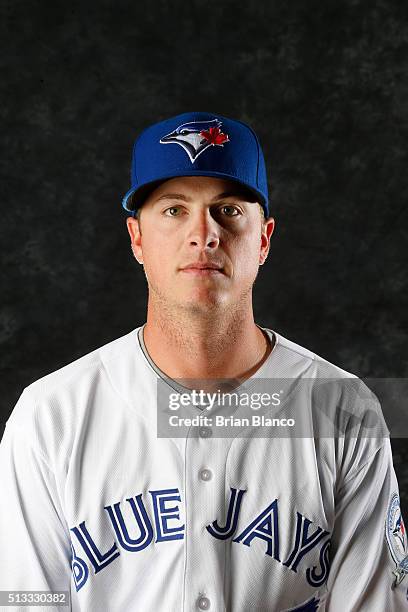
142, 295, 272, 384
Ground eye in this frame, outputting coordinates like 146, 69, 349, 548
180, 129, 190, 135
163, 206, 183, 216
220, 205, 241, 217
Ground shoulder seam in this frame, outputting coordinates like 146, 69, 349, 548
272, 332, 316, 361
337, 437, 390, 492
25, 354, 103, 401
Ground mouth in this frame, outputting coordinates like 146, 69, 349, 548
180, 264, 225, 276
180, 268, 224, 276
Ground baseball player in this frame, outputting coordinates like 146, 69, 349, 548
0, 112, 407, 611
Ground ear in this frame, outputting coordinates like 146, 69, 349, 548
259, 217, 275, 265
126, 216, 143, 264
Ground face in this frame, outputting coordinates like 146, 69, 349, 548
126, 176, 275, 315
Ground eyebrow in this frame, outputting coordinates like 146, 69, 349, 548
154, 191, 254, 203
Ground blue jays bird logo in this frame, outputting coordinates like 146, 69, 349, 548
159, 118, 230, 163
386, 493, 408, 565
393, 513, 407, 552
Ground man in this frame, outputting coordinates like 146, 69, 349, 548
0, 112, 406, 611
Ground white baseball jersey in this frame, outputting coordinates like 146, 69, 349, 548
0, 324, 407, 611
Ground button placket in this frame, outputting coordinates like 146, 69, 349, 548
182, 428, 231, 611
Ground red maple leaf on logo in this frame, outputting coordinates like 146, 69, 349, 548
200, 127, 229, 146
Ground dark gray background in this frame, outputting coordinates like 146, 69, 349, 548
1, 1, 407, 514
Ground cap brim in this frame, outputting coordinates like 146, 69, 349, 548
122, 172, 267, 215
122, 179, 170, 213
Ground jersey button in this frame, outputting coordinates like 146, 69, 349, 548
197, 596, 211, 610
199, 468, 213, 482
199, 426, 213, 438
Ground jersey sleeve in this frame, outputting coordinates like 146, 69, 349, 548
326, 435, 408, 611
0, 389, 72, 610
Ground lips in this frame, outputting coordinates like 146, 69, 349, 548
181, 263, 223, 271
180, 262, 225, 275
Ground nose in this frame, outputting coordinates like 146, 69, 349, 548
186, 209, 220, 250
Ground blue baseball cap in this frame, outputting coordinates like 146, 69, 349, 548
122, 111, 269, 217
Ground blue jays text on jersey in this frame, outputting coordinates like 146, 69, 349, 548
70, 485, 331, 592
